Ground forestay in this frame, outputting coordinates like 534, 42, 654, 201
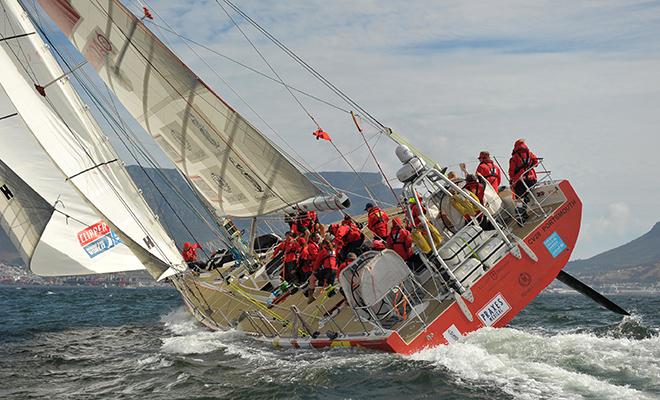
0, 1, 185, 279
0, 109, 145, 276
38, 0, 320, 217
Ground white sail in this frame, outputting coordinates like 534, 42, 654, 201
0, 110, 146, 276
0, 2, 185, 279
37, 0, 320, 217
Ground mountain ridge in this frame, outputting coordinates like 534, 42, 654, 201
567, 222, 660, 286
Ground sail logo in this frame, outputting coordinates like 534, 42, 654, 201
77, 221, 122, 258
477, 293, 511, 327
83, 28, 115, 70
1, 184, 13, 200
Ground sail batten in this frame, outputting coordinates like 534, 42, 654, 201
38, 0, 320, 217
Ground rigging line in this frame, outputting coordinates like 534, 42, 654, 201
88, 0, 299, 211
216, 0, 381, 205
66, 159, 118, 181
216, 1, 372, 202
311, 131, 380, 170
216, 2, 392, 206
219, 0, 390, 135
328, 139, 379, 206
140, 1, 340, 197
142, 20, 350, 114
22, 15, 179, 266
352, 112, 400, 202
215, 0, 320, 130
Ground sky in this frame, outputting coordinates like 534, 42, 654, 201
6, 0, 660, 260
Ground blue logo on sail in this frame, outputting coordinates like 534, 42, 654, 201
82, 231, 122, 258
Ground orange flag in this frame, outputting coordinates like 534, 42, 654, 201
313, 128, 331, 141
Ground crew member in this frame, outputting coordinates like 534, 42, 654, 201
408, 194, 427, 227
313, 240, 338, 287
338, 216, 365, 260
508, 139, 539, 201
300, 233, 320, 283
476, 151, 501, 189
464, 174, 486, 205
366, 203, 389, 239
337, 252, 357, 279
282, 232, 301, 283
273, 231, 292, 258
294, 236, 308, 284
182, 242, 205, 272
387, 217, 413, 261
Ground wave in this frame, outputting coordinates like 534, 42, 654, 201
410, 327, 660, 400
157, 306, 659, 399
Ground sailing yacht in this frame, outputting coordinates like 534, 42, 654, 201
0, 0, 625, 354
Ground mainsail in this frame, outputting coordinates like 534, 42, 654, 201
0, 108, 146, 276
0, 1, 185, 279
37, 0, 320, 217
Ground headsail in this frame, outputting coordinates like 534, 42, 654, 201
0, 1, 185, 279
0, 110, 145, 276
37, 0, 320, 217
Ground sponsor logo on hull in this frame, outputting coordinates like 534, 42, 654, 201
443, 324, 462, 343
544, 231, 567, 258
477, 293, 511, 327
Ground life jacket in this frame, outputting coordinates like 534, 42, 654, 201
346, 223, 363, 243
295, 210, 316, 233
477, 160, 501, 189
182, 242, 200, 262
410, 202, 427, 227
315, 248, 337, 271
283, 239, 301, 263
387, 225, 413, 260
302, 242, 319, 272
509, 143, 538, 184
332, 224, 351, 249
465, 180, 486, 205
367, 207, 389, 237
273, 237, 289, 258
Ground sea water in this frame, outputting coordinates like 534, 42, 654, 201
0, 286, 658, 400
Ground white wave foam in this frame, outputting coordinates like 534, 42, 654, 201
161, 306, 204, 336
159, 306, 243, 355
160, 330, 238, 355
411, 327, 659, 400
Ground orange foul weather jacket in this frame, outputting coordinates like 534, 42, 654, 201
387, 221, 413, 261
367, 207, 389, 238
476, 160, 501, 189
508, 142, 538, 184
